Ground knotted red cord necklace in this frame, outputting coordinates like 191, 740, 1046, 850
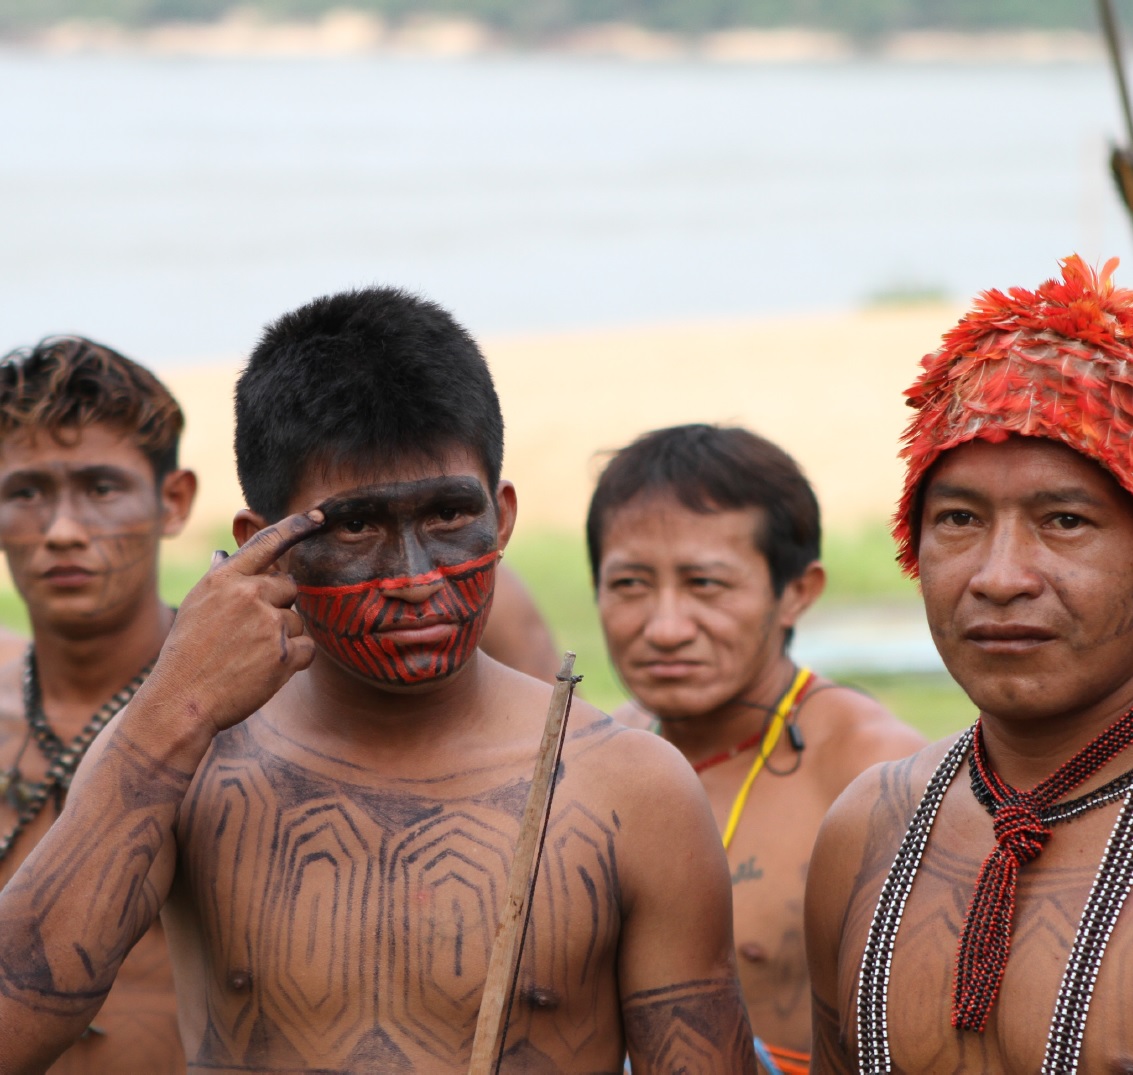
954, 708, 1133, 1032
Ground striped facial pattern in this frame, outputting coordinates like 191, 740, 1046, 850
295, 550, 497, 685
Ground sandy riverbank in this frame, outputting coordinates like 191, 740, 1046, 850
161, 301, 963, 559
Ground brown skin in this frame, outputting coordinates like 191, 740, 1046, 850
0, 423, 196, 1074
0, 448, 755, 1073
479, 562, 561, 683
806, 436, 1133, 1073
598, 493, 925, 1056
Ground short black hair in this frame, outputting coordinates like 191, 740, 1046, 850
586, 423, 821, 595
236, 287, 504, 520
0, 335, 183, 481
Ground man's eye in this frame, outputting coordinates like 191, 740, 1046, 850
608, 576, 644, 591
1051, 513, 1085, 530
91, 481, 118, 497
689, 576, 724, 589
342, 518, 368, 534
941, 510, 974, 527
436, 507, 460, 523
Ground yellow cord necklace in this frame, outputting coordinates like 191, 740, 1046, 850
720, 665, 813, 851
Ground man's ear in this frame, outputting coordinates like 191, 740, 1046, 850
159, 469, 198, 538
232, 508, 268, 550
495, 480, 517, 553
778, 561, 826, 630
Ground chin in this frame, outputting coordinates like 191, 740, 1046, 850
635, 688, 720, 723
956, 676, 1078, 725
330, 649, 475, 694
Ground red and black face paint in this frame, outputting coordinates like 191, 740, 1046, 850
295, 550, 498, 685
289, 473, 500, 687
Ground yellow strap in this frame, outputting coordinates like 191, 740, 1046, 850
720, 666, 812, 851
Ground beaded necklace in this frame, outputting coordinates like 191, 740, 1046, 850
857, 720, 1133, 1073
0, 646, 154, 863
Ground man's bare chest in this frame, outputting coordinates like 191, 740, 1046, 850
864, 800, 1133, 1073
173, 729, 626, 1070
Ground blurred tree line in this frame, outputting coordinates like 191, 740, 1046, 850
0, 0, 1105, 38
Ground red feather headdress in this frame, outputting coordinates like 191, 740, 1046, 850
893, 255, 1133, 576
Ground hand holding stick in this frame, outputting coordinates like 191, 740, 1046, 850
468, 652, 579, 1074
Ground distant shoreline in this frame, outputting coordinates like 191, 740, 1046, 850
1, 12, 1105, 64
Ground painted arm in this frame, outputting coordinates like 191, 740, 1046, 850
617, 737, 757, 1073
0, 511, 321, 1072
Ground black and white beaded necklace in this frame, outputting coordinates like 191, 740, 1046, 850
856, 724, 1133, 1074
0, 646, 153, 862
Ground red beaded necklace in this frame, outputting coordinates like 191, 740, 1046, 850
953, 707, 1133, 1033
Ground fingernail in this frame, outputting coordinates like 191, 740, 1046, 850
212, 549, 229, 567
307, 509, 325, 524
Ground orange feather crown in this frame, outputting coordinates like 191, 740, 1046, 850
893, 255, 1133, 576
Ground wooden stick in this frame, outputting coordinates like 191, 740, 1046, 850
1100, 0, 1133, 147
468, 651, 578, 1074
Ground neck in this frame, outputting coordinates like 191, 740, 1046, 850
285, 650, 502, 770
655, 653, 800, 762
30, 597, 173, 734
978, 687, 1133, 790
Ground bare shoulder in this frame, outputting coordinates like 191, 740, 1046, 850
0, 628, 25, 667
609, 698, 651, 730
798, 676, 929, 801
816, 732, 962, 870
807, 735, 961, 967
0, 650, 27, 745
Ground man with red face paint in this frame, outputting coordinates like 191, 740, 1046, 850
0, 336, 196, 1073
0, 289, 756, 1072
806, 256, 1133, 1073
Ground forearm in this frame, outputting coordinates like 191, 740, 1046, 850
0, 697, 207, 1064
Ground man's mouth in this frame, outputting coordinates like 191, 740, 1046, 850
964, 624, 1057, 652
638, 660, 702, 679
42, 565, 95, 588
373, 618, 460, 646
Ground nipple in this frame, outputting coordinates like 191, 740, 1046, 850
226, 969, 254, 993
521, 985, 561, 1010
738, 942, 768, 963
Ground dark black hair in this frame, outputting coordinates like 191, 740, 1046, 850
235, 287, 504, 520
0, 335, 183, 481
585, 424, 821, 595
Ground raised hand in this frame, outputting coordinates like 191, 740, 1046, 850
140, 509, 325, 736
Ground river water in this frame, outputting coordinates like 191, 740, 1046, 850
2, 49, 1132, 366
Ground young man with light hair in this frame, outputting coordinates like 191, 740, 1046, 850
0, 335, 196, 1072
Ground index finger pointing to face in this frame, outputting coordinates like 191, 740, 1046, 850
227, 510, 326, 575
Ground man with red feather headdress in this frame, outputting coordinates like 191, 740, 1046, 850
805, 255, 1133, 1073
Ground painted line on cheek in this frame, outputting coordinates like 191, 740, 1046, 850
294, 549, 500, 596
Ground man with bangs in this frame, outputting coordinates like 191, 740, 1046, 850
587, 423, 924, 1073
0, 289, 756, 1072
0, 336, 197, 1073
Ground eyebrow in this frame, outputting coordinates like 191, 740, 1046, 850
1, 464, 135, 484
925, 481, 1109, 509
317, 476, 488, 516
602, 559, 736, 573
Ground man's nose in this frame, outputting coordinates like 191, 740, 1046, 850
378, 530, 443, 603
641, 590, 698, 649
968, 521, 1044, 604
43, 495, 90, 549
